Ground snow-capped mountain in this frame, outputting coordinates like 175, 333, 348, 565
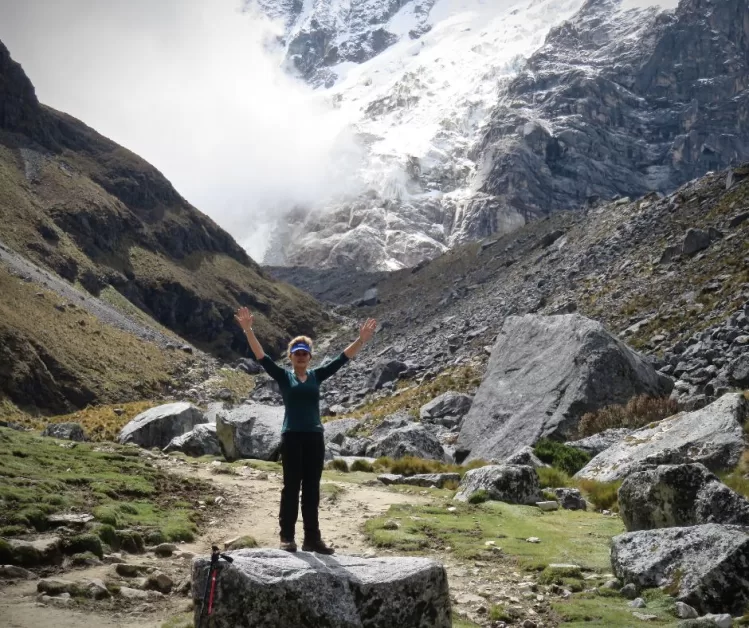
255, 0, 749, 270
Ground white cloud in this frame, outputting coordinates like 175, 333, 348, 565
0, 0, 362, 259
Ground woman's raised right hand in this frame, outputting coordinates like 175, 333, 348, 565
234, 307, 254, 333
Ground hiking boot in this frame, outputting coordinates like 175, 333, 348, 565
302, 536, 335, 555
279, 538, 297, 552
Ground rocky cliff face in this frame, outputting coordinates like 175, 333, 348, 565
257, 0, 749, 270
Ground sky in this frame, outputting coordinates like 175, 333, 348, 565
0, 0, 361, 259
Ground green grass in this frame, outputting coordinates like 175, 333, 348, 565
538, 467, 573, 488
576, 479, 621, 512
553, 588, 679, 626
321, 483, 346, 503
0, 427, 212, 542
364, 501, 625, 569
161, 613, 193, 628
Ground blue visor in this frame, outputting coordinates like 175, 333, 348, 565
290, 342, 311, 354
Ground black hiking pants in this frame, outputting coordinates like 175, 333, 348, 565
278, 431, 325, 541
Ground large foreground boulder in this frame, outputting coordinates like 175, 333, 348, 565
611, 524, 749, 615
575, 393, 747, 482
453, 465, 541, 504
117, 402, 206, 449
619, 464, 749, 531
191, 549, 451, 628
163, 423, 221, 457
215, 404, 284, 461
366, 423, 446, 461
456, 314, 672, 461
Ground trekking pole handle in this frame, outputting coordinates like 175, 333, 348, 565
211, 545, 234, 564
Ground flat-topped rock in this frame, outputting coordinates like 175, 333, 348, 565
575, 393, 747, 482
191, 548, 451, 627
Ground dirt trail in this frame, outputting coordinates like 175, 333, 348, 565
0, 458, 432, 628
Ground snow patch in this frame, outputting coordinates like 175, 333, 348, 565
619, 0, 680, 11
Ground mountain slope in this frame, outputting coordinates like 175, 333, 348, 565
0, 39, 331, 414
257, 0, 749, 270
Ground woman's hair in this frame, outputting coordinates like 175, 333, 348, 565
287, 335, 313, 359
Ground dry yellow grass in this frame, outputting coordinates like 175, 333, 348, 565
0, 265, 188, 416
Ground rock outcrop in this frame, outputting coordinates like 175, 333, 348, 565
575, 393, 747, 482
163, 423, 221, 457
611, 524, 749, 615
618, 464, 749, 532
454, 465, 541, 505
366, 422, 446, 461
191, 548, 451, 627
456, 314, 672, 461
117, 402, 206, 450
215, 404, 284, 461
41, 422, 86, 442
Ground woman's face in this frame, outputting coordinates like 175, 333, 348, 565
290, 349, 311, 370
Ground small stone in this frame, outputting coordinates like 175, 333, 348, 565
115, 563, 148, 577
153, 543, 178, 557
87, 579, 111, 600
382, 520, 400, 530
119, 586, 149, 600
620, 583, 638, 599
629, 598, 646, 608
145, 572, 173, 594
447, 507, 457, 512
525, 537, 541, 544
536, 501, 559, 511
0, 565, 37, 580
674, 602, 698, 619
632, 612, 658, 621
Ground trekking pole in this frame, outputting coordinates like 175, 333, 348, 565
198, 545, 234, 628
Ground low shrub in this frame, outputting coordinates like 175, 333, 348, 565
576, 479, 621, 511
116, 530, 145, 554
225, 535, 258, 550
350, 459, 374, 473
327, 459, 349, 473
537, 467, 573, 489
65, 533, 103, 559
468, 489, 489, 504
578, 395, 679, 437
534, 439, 591, 475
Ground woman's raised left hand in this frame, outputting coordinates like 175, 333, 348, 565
359, 318, 377, 343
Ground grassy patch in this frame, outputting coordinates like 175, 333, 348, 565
350, 459, 374, 473
579, 396, 679, 438
552, 588, 678, 626
15, 401, 160, 442
364, 501, 624, 568
0, 427, 212, 542
327, 459, 350, 473
161, 613, 194, 628
719, 450, 749, 498
576, 479, 621, 512
538, 467, 573, 488
199, 368, 255, 404
321, 483, 346, 503
373, 455, 489, 478
534, 440, 591, 475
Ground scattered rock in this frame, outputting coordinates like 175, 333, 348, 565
164, 423, 221, 457
454, 465, 542, 505
145, 572, 173, 594
0, 565, 37, 580
553, 488, 587, 511
700, 614, 733, 628
618, 463, 749, 531
323, 418, 360, 445
620, 583, 638, 599
115, 563, 148, 577
191, 548, 451, 627
8, 536, 62, 567
41, 422, 86, 441
505, 446, 547, 468
117, 402, 207, 449
153, 543, 178, 557
366, 422, 446, 461
419, 392, 473, 424
576, 393, 747, 482
629, 597, 647, 608
367, 359, 409, 391
674, 602, 699, 619
47, 513, 94, 527
611, 524, 749, 614
119, 586, 149, 600
564, 428, 633, 457
536, 501, 559, 512
682, 229, 711, 256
